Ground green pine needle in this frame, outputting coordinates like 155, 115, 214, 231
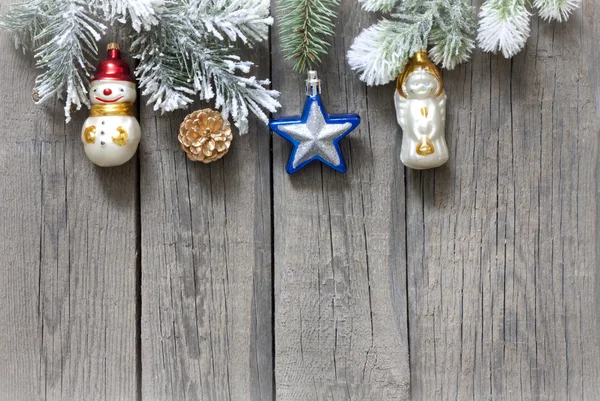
277, 0, 340, 73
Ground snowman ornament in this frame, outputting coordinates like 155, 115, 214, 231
81, 43, 141, 167
394, 51, 449, 170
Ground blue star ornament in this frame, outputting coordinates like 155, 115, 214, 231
269, 72, 360, 174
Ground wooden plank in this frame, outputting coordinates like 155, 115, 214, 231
407, 3, 600, 400
271, 1, 411, 399
0, 13, 139, 401
139, 44, 273, 401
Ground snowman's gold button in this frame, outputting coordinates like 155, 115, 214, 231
84, 126, 96, 144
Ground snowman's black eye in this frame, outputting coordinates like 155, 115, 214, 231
120, 88, 125, 92
93, 89, 97, 92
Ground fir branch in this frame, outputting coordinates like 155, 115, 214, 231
132, 27, 196, 112
2, 0, 106, 121
192, 0, 273, 44
477, 0, 531, 58
190, 45, 280, 133
347, 17, 431, 86
359, 0, 400, 13
429, 0, 476, 69
534, 0, 580, 22
478, 0, 579, 57
348, 0, 475, 86
91, 0, 164, 32
277, 0, 340, 73
131, 1, 279, 134
0, 0, 47, 51
0, 0, 278, 129
34, 1, 105, 121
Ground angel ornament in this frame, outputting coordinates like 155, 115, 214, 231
394, 51, 449, 169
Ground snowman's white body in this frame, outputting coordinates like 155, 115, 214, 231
81, 80, 140, 167
395, 71, 449, 170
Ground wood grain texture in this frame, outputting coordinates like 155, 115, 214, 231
271, 1, 411, 400
407, 2, 600, 400
582, 6, 600, 396
139, 45, 273, 401
1, 1, 600, 400
0, 10, 138, 401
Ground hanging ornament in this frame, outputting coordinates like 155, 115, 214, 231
81, 43, 141, 167
394, 51, 449, 170
178, 109, 233, 163
269, 72, 360, 174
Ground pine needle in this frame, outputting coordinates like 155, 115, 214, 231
277, 0, 340, 73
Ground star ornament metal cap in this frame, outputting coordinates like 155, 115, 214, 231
269, 71, 361, 174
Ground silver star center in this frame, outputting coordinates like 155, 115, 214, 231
278, 102, 352, 169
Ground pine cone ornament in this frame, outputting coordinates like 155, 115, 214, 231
178, 109, 233, 163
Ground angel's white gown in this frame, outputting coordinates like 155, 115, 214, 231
394, 77, 449, 170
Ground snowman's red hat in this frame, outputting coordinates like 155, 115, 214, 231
91, 43, 134, 83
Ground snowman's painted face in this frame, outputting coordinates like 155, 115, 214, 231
405, 72, 439, 99
90, 80, 136, 104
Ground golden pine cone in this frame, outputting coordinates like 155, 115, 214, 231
178, 109, 232, 163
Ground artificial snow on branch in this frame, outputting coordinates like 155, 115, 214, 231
91, 0, 165, 32
477, 0, 530, 58
130, 0, 279, 133
359, 0, 400, 13
477, 0, 580, 57
0, 0, 47, 51
277, 0, 340, 73
348, 0, 476, 86
195, 0, 273, 43
534, 0, 580, 22
1, 0, 106, 121
0, 0, 279, 133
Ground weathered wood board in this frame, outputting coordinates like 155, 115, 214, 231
139, 44, 273, 401
0, 3, 139, 400
271, 0, 411, 399
0, 0, 598, 400
406, 2, 600, 400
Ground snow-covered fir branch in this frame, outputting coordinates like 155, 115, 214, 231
191, 46, 280, 134
351, 0, 580, 87
478, 0, 580, 57
359, 0, 400, 13
0, 0, 279, 131
429, 0, 476, 69
131, 0, 279, 134
534, 0, 581, 22
193, 0, 273, 44
348, 0, 476, 86
348, 18, 430, 86
2, 0, 106, 120
91, 0, 164, 32
0, 0, 48, 51
477, 0, 531, 58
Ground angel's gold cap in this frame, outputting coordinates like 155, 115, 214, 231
396, 50, 444, 98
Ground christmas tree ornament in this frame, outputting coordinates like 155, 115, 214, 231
394, 51, 448, 169
346, 0, 580, 170
270, 72, 360, 174
179, 109, 233, 163
81, 43, 141, 167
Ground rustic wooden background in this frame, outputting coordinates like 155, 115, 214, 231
0, 0, 599, 400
